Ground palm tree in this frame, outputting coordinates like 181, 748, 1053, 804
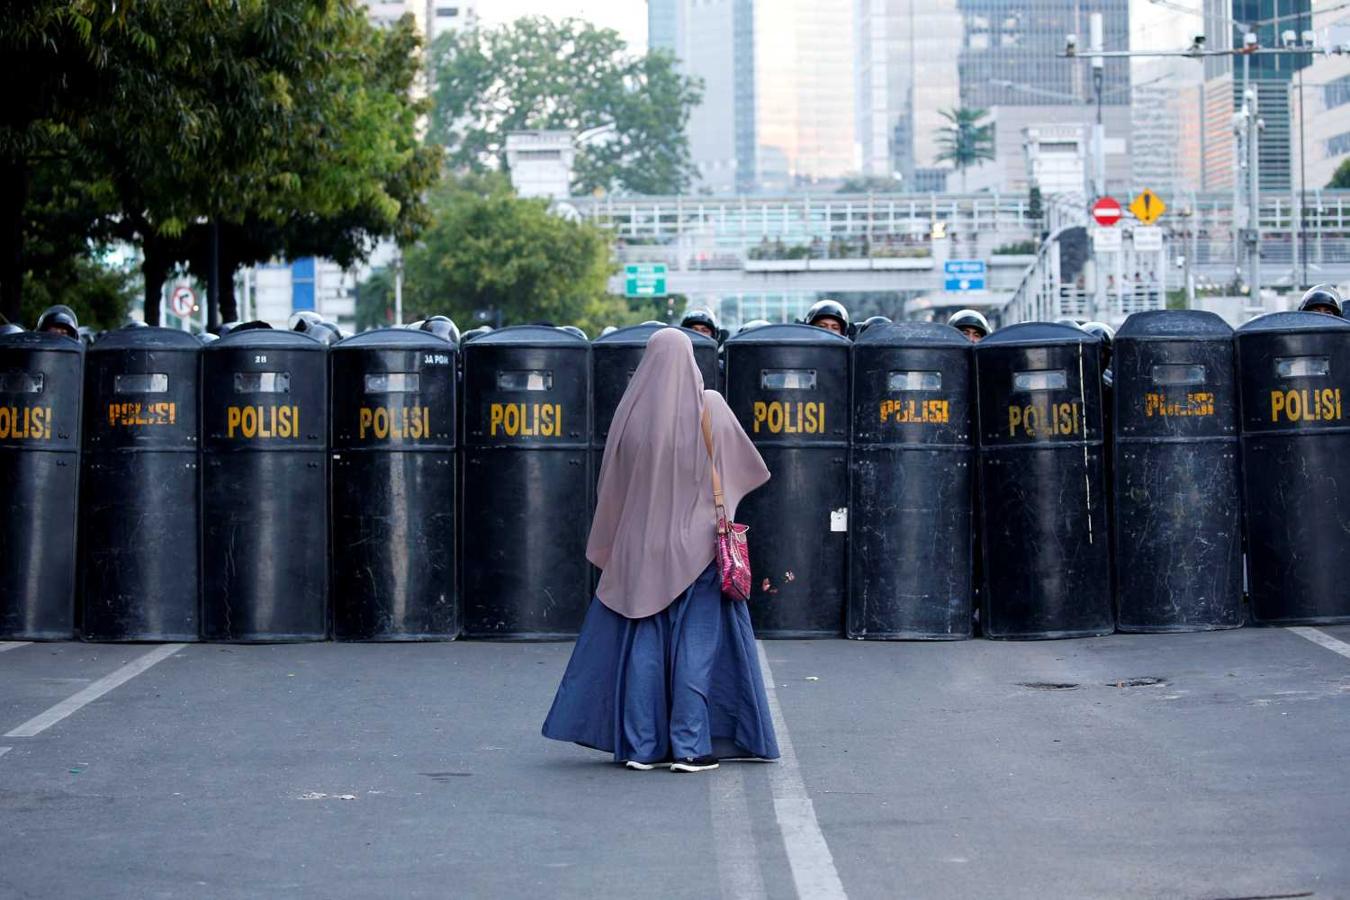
935, 108, 995, 192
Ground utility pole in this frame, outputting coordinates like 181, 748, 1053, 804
1246, 85, 1262, 305
1090, 11, 1105, 324
393, 250, 404, 326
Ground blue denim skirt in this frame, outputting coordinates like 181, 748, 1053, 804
542, 562, 780, 764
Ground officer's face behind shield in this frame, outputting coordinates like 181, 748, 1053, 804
687, 322, 714, 338
1306, 302, 1340, 317
959, 326, 985, 343
812, 315, 845, 335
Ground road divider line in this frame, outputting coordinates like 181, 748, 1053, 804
0, 747, 11, 759
4, 644, 186, 738
0, 642, 32, 653
1288, 626, 1350, 661
756, 642, 847, 900
709, 762, 767, 900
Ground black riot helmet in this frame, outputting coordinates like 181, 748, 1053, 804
35, 305, 79, 340
288, 310, 325, 334
680, 308, 718, 338
947, 308, 991, 341
0, 322, 24, 336
459, 325, 493, 345
420, 315, 461, 344
804, 298, 850, 335
310, 321, 343, 346
1298, 284, 1344, 317
856, 316, 893, 336
198, 332, 219, 344
1080, 321, 1116, 347
216, 321, 242, 336
231, 320, 273, 333
737, 318, 772, 335
558, 325, 589, 341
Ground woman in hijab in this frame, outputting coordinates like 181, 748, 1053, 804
543, 328, 779, 773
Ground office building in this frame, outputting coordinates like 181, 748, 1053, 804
657, 0, 857, 192
1292, 18, 1350, 190
1202, 0, 1312, 192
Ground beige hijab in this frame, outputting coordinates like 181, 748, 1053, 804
588, 328, 770, 619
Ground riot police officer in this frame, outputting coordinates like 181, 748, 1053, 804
680, 308, 718, 339
420, 315, 461, 343
460, 325, 492, 344
0, 322, 25, 336
1081, 321, 1116, 388
558, 325, 588, 341
856, 315, 892, 336
947, 309, 991, 343
737, 319, 772, 335
1298, 284, 1344, 317
804, 299, 850, 335
35, 305, 79, 340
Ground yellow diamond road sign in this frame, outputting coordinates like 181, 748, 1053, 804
1129, 188, 1166, 226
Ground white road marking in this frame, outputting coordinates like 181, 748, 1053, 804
756, 642, 848, 900
709, 762, 767, 900
0, 642, 32, 653
4, 644, 185, 738
0, 747, 11, 759
1288, 626, 1350, 661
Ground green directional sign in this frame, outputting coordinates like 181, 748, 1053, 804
624, 263, 668, 298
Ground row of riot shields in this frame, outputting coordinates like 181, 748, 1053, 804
1, 311, 1348, 642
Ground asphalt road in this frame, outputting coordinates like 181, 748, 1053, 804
1, 625, 1347, 900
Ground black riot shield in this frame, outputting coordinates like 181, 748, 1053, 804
1113, 311, 1242, 631
201, 329, 328, 641
723, 323, 850, 637
592, 324, 719, 442
331, 330, 457, 640
1237, 311, 1350, 624
460, 326, 590, 638
80, 327, 200, 641
848, 322, 973, 639
975, 322, 1113, 639
0, 332, 83, 639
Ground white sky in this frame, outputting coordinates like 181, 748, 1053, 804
476, 0, 647, 51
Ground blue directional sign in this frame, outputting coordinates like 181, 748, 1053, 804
943, 259, 987, 276
944, 277, 986, 292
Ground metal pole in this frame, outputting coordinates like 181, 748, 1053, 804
393, 252, 404, 326
1249, 86, 1262, 306
1089, 11, 1105, 323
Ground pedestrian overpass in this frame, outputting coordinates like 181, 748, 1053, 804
564, 190, 1350, 327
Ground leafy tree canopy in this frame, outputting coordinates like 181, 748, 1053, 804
1328, 157, 1350, 189
428, 17, 702, 196
358, 174, 645, 336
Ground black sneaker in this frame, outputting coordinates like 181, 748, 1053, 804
623, 760, 671, 771
670, 756, 719, 773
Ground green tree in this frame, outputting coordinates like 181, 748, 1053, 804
359, 174, 638, 336
4, 2, 437, 326
1328, 158, 1350, 188
836, 176, 904, 194
935, 108, 995, 192
21, 252, 136, 331
429, 17, 702, 196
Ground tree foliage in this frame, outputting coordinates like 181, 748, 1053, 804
1328, 157, 1350, 189
935, 108, 996, 191
358, 174, 643, 336
428, 17, 702, 196
2, 0, 439, 326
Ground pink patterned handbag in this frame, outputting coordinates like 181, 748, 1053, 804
702, 409, 753, 601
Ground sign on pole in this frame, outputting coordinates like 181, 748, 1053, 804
1091, 197, 1123, 227
170, 285, 196, 319
1132, 226, 1164, 252
943, 260, 986, 292
1092, 228, 1123, 252
1129, 189, 1166, 226
624, 263, 668, 298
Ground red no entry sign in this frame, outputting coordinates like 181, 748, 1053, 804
1091, 197, 1122, 227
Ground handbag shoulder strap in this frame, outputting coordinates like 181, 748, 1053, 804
700, 406, 726, 513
